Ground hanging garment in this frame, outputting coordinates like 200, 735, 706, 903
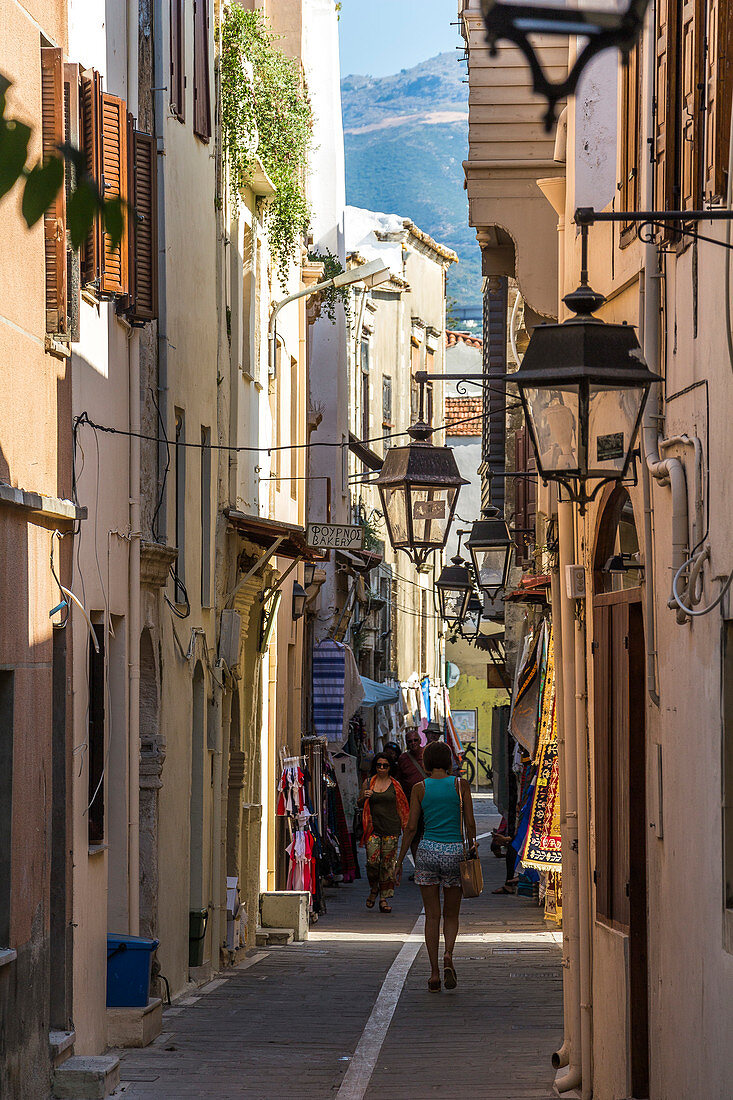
276, 765, 305, 816
313, 639, 346, 742
343, 643, 365, 735
286, 823, 316, 896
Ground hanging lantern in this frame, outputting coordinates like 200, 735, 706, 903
436, 557, 473, 627
374, 420, 468, 569
462, 593, 484, 641
466, 507, 514, 598
510, 271, 660, 512
291, 582, 307, 621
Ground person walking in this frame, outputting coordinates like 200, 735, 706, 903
398, 731, 427, 871
358, 752, 409, 913
396, 740, 477, 991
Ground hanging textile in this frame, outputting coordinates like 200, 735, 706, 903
420, 677, 432, 723
444, 689, 464, 758
276, 764, 306, 816
286, 814, 316, 893
510, 622, 546, 758
343, 643, 365, 734
521, 628, 562, 871
313, 640, 363, 743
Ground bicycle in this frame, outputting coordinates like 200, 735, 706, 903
460, 743, 493, 787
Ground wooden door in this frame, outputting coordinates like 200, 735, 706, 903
593, 588, 649, 1097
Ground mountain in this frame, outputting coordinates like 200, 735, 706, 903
341, 53, 481, 320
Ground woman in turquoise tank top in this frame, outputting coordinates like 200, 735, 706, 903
396, 739, 477, 993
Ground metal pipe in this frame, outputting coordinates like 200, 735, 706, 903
209, 669, 224, 968
127, 0, 141, 938
573, 554, 592, 1100
556, 500, 582, 1093
153, 0, 169, 541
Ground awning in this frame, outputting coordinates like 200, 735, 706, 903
504, 574, 551, 605
224, 509, 325, 561
360, 676, 400, 709
336, 548, 383, 573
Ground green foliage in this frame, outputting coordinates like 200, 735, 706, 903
0, 74, 124, 248
307, 248, 351, 323
219, 8, 313, 284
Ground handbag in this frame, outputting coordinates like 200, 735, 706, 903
455, 777, 483, 898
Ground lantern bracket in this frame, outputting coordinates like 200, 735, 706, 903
575, 206, 733, 252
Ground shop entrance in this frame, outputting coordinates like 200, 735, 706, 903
593, 488, 649, 1098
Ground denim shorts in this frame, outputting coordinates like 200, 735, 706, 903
414, 838, 463, 888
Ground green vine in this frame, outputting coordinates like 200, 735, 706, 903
219, 8, 313, 283
308, 248, 351, 323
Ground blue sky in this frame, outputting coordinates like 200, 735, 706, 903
338, 0, 458, 77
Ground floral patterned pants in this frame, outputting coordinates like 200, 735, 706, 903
365, 834, 399, 899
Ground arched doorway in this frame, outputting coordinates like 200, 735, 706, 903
592, 487, 649, 1097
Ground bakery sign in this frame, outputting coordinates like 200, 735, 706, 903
306, 523, 365, 551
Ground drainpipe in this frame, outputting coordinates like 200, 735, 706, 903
573, 516, 593, 1100
550, 555, 571, 1073
210, 668, 225, 968
554, 500, 582, 1095
127, 0, 141, 937
153, 0, 169, 542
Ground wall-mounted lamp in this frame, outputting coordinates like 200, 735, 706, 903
291, 582, 307, 620
304, 562, 316, 588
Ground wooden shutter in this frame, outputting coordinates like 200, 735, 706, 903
80, 69, 102, 288
619, 43, 640, 225
127, 129, 158, 322
679, 0, 704, 211
193, 0, 211, 141
655, 0, 678, 219
99, 92, 129, 296
611, 601, 631, 927
63, 64, 81, 340
41, 47, 67, 334
170, 0, 185, 122
705, 0, 733, 200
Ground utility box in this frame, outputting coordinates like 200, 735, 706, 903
260, 891, 309, 941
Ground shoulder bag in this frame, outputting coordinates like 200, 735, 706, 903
455, 777, 483, 898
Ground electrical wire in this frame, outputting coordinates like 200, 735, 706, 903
671, 553, 733, 618
73, 407, 494, 455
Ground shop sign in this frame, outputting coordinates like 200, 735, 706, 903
306, 523, 365, 550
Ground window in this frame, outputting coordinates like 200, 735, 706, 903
174, 410, 186, 593
0, 671, 13, 945
382, 376, 392, 429
410, 340, 420, 423
41, 47, 67, 335
170, 0, 185, 122
193, 0, 211, 140
88, 624, 105, 846
420, 590, 428, 674
655, 0, 705, 225
63, 62, 81, 340
426, 347, 435, 423
290, 357, 298, 494
200, 427, 211, 607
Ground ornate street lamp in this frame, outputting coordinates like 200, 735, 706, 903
291, 582, 307, 620
480, 0, 650, 130
374, 389, 468, 569
461, 592, 484, 641
436, 534, 474, 627
509, 227, 660, 512
466, 506, 514, 598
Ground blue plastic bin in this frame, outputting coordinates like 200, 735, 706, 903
106, 933, 159, 1008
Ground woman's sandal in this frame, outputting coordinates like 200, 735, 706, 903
443, 959, 457, 989
427, 977, 442, 993
365, 892, 378, 909
492, 883, 517, 895
379, 900, 392, 913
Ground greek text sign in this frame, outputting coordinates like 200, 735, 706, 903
306, 523, 365, 550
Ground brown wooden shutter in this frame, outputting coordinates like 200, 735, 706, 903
679, 0, 704, 211
655, 0, 678, 219
593, 602, 612, 921
620, 43, 640, 225
41, 47, 67, 334
705, 0, 733, 200
80, 69, 102, 288
193, 0, 211, 141
127, 129, 158, 321
63, 64, 81, 340
99, 92, 129, 297
170, 0, 185, 122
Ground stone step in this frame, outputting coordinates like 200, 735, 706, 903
263, 927, 294, 945
49, 1030, 75, 1068
255, 929, 270, 947
52, 1054, 120, 1099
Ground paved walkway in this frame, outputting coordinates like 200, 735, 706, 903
118, 796, 562, 1098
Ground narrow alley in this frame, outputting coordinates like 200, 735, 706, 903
119, 798, 562, 1099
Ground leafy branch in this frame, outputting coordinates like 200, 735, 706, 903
0, 74, 124, 248
219, 8, 313, 284
308, 248, 352, 323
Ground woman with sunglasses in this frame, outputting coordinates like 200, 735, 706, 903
358, 752, 409, 912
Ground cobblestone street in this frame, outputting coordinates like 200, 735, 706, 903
118, 798, 562, 1099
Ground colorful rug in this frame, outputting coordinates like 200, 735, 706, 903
521, 629, 562, 870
